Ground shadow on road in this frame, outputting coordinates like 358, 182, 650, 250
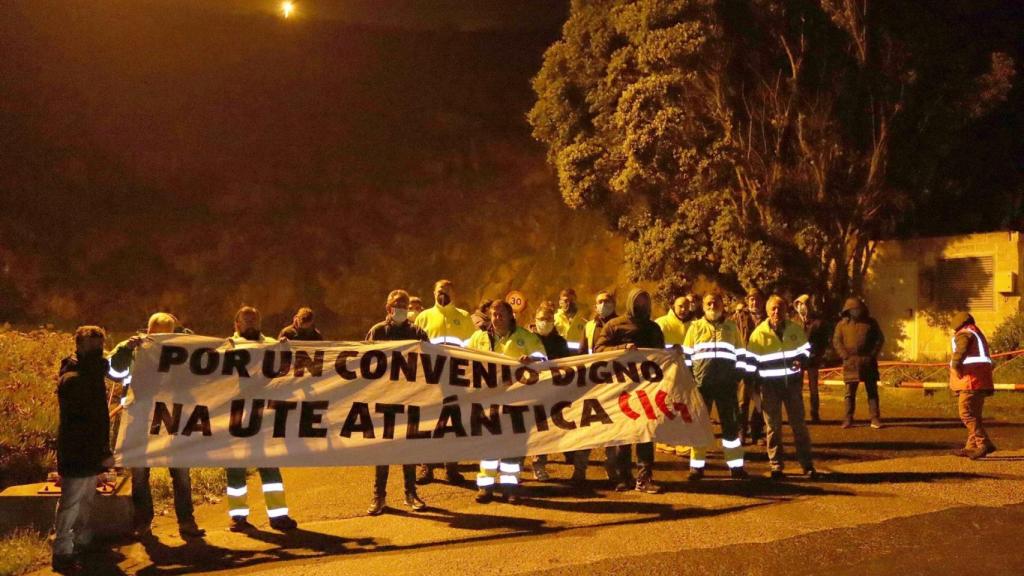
813, 470, 995, 485
125, 528, 376, 576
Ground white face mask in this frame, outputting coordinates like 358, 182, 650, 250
599, 302, 614, 318
536, 320, 554, 336
391, 308, 409, 324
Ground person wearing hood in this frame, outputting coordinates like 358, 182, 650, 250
52, 326, 114, 574
555, 288, 588, 353
365, 290, 430, 515
832, 297, 885, 429
594, 288, 666, 494
414, 279, 473, 485
467, 299, 547, 503
949, 312, 997, 459
225, 306, 299, 533
278, 307, 324, 341
792, 295, 829, 423
530, 301, 570, 482
733, 288, 767, 445
108, 313, 205, 540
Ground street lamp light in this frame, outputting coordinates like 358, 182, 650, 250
281, 1, 295, 18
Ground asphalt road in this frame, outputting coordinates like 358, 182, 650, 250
39, 388, 1024, 575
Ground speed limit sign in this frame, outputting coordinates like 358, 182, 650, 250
505, 290, 527, 313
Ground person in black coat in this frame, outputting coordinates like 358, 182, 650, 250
52, 326, 113, 574
365, 289, 430, 516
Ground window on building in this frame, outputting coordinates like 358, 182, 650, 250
935, 256, 994, 311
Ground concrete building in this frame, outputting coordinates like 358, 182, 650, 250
864, 231, 1022, 361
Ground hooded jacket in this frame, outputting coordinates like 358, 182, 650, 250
832, 297, 885, 382
56, 353, 112, 477
594, 289, 665, 351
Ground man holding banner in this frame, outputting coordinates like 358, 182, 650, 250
225, 306, 299, 532
365, 290, 430, 516
467, 299, 547, 504
414, 279, 474, 486
595, 288, 665, 494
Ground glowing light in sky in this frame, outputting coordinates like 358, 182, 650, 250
281, 1, 295, 19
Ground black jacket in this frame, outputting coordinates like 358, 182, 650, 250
279, 326, 324, 341
366, 319, 429, 342
595, 289, 665, 351
57, 354, 112, 478
537, 330, 571, 360
832, 298, 885, 382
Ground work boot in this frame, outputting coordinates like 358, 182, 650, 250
229, 517, 256, 533
687, 467, 704, 481
868, 399, 882, 429
613, 479, 633, 492
51, 554, 81, 575
475, 488, 494, 504
984, 441, 998, 455
415, 464, 434, 485
443, 463, 465, 485
730, 467, 750, 480
366, 495, 386, 516
951, 448, 970, 458
967, 446, 989, 460
533, 463, 550, 482
635, 473, 661, 494
767, 469, 785, 481
802, 467, 820, 480
404, 492, 426, 511
269, 515, 298, 532
842, 395, 856, 428
178, 519, 206, 539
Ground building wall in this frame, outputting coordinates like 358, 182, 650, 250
864, 231, 1022, 361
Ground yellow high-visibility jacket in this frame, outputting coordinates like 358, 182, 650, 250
745, 320, 810, 385
415, 303, 475, 346
467, 326, 547, 360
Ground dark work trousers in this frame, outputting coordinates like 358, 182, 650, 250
608, 442, 655, 481
806, 366, 821, 420
844, 379, 880, 419
132, 467, 195, 527
374, 464, 418, 497
739, 377, 765, 439
957, 390, 993, 450
760, 379, 814, 471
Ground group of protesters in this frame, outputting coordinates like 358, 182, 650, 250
49, 279, 999, 573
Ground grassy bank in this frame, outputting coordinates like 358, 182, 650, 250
0, 529, 48, 576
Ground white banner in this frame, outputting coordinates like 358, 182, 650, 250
114, 334, 713, 467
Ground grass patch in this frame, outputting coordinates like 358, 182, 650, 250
0, 326, 73, 488
149, 468, 227, 506
0, 529, 49, 576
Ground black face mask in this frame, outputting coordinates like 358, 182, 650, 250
240, 328, 262, 341
437, 293, 452, 307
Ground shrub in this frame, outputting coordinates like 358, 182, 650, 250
991, 310, 1024, 353
0, 529, 48, 576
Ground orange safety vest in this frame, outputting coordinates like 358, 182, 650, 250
949, 324, 994, 391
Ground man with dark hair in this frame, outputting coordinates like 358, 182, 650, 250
225, 306, 299, 533
365, 290, 431, 515
278, 307, 323, 341
595, 288, 666, 494
471, 298, 493, 332
52, 326, 113, 574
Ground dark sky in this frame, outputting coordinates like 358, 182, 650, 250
0, 0, 625, 337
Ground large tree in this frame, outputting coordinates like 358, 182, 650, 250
529, 0, 1017, 311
